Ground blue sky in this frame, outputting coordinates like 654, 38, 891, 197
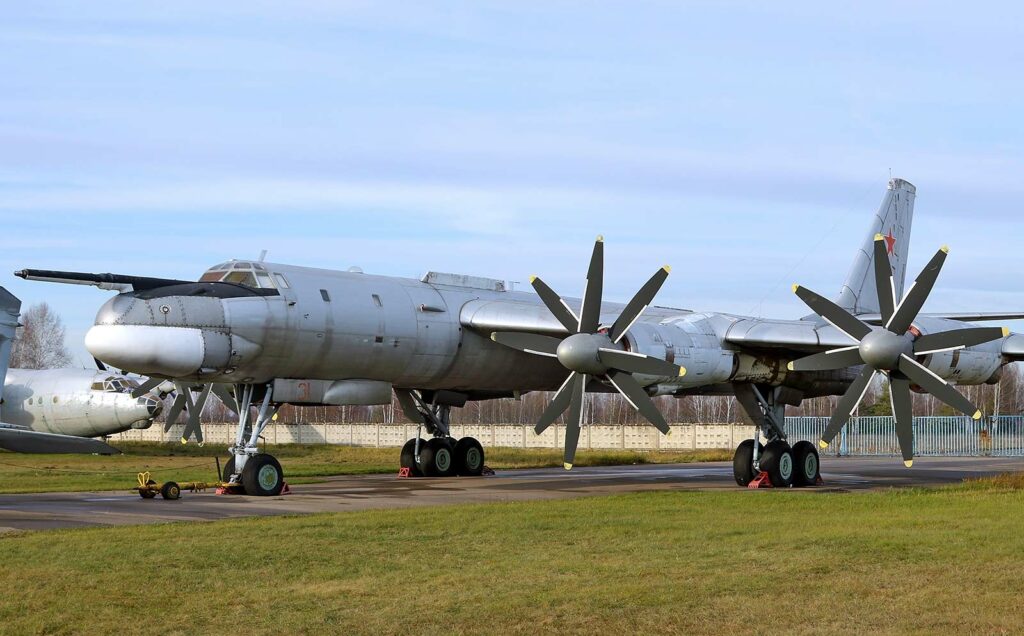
1, 1, 1022, 366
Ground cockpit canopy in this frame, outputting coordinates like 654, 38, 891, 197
199, 260, 287, 290
91, 376, 142, 393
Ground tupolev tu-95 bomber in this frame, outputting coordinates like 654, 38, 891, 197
17, 178, 1024, 494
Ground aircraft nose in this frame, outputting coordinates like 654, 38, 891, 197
138, 396, 163, 418
86, 325, 205, 377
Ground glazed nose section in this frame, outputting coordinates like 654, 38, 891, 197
138, 396, 163, 418
86, 325, 205, 377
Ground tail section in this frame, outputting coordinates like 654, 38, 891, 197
0, 287, 19, 414
835, 178, 916, 315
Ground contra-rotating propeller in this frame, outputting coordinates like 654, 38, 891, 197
491, 236, 685, 470
789, 234, 1007, 467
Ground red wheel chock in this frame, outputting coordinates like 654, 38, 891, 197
747, 471, 773, 489
280, 482, 291, 495
397, 467, 411, 478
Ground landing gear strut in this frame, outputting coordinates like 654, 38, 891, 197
222, 384, 285, 496
732, 384, 820, 488
395, 389, 486, 477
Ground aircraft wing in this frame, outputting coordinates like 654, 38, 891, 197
854, 311, 1024, 324
0, 423, 120, 454
723, 318, 855, 354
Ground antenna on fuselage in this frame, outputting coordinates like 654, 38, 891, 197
258, 250, 268, 262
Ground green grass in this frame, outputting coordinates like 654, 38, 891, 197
0, 477, 1023, 634
0, 443, 732, 494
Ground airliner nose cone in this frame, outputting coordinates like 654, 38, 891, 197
86, 325, 205, 377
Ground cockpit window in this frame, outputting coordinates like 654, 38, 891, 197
199, 261, 279, 290
95, 377, 140, 393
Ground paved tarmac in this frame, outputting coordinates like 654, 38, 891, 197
0, 455, 1020, 532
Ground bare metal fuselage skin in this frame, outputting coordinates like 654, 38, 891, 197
83, 263, 1006, 404
1, 368, 160, 437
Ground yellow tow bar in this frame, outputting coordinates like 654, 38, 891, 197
134, 471, 228, 500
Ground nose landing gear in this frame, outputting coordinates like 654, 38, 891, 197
221, 383, 286, 496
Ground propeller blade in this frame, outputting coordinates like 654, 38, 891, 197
897, 354, 981, 419
887, 246, 948, 334
535, 373, 577, 434
211, 383, 238, 414
608, 266, 671, 344
793, 285, 872, 342
93, 357, 107, 372
491, 332, 562, 358
821, 366, 876, 448
872, 233, 897, 323
598, 348, 683, 378
788, 346, 864, 372
562, 374, 588, 469
163, 393, 187, 432
130, 377, 164, 399
181, 384, 212, 444
530, 276, 579, 333
890, 376, 915, 466
578, 236, 604, 333
606, 371, 670, 434
913, 326, 1009, 355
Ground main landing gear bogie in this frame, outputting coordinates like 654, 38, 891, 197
400, 436, 486, 478
732, 438, 820, 488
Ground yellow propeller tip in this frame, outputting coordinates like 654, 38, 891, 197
180, 438, 188, 445
529, 275, 537, 284
665, 429, 672, 437
791, 284, 800, 293
596, 235, 604, 243
787, 361, 795, 371
662, 265, 671, 274
678, 366, 687, 377
874, 233, 885, 242
940, 245, 950, 254
818, 440, 829, 450
490, 333, 497, 341
972, 410, 983, 420
563, 463, 573, 471
904, 460, 914, 468
1003, 327, 1011, 337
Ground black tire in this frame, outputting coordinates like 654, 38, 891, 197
241, 454, 285, 496
160, 481, 181, 500
222, 456, 236, 482
139, 479, 158, 499
760, 440, 794, 488
453, 437, 485, 476
791, 440, 820, 487
733, 439, 762, 486
399, 439, 426, 477
418, 438, 455, 477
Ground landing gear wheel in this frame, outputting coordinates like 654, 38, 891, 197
222, 456, 236, 482
453, 437, 485, 476
400, 439, 426, 477
760, 440, 794, 488
140, 479, 157, 499
791, 440, 820, 487
733, 439, 762, 486
160, 481, 181, 500
241, 454, 285, 496
418, 438, 455, 477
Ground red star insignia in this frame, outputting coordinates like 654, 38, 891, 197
884, 229, 896, 255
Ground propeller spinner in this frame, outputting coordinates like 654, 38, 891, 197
491, 236, 685, 470
790, 235, 1007, 467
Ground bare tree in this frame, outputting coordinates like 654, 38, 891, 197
9, 303, 73, 369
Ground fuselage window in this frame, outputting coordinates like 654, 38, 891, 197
255, 272, 275, 289
274, 274, 291, 289
27, 397, 33, 405
372, 294, 383, 307
320, 289, 331, 302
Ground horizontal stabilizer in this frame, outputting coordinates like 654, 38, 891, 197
0, 425, 120, 454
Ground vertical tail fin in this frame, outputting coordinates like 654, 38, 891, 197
835, 178, 916, 315
0, 288, 20, 417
